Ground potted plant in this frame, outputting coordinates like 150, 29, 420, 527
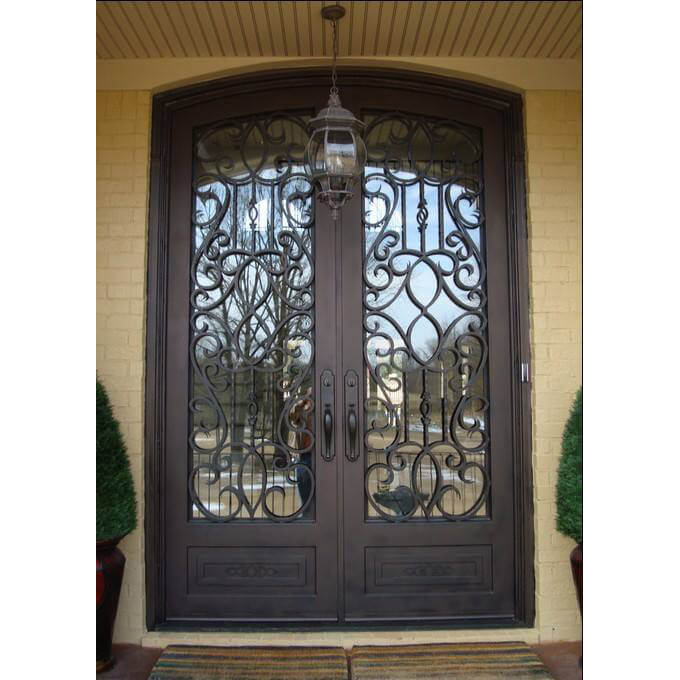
97, 378, 137, 672
556, 387, 583, 618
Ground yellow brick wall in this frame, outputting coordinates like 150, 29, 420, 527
525, 90, 582, 642
95, 88, 582, 644
96, 90, 151, 644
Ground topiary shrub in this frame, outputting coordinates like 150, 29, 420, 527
97, 378, 137, 541
556, 387, 582, 543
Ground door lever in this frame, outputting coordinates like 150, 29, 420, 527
345, 370, 360, 462
320, 370, 335, 461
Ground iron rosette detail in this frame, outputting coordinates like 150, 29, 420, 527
361, 112, 490, 522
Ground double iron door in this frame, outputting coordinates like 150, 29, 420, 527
161, 78, 521, 625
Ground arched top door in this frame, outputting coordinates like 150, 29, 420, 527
145, 68, 533, 629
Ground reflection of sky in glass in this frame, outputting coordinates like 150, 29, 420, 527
192, 163, 314, 368
361, 115, 489, 520
364, 170, 484, 360
190, 115, 318, 522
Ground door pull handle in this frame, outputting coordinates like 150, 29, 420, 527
323, 406, 333, 459
347, 406, 357, 461
320, 369, 335, 461
345, 370, 360, 462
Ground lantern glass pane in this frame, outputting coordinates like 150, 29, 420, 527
304, 132, 325, 175
353, 133, 367, 176
324, 129, 357, 175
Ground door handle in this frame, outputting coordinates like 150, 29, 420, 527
320, 369, 335, 461
323, 406, 333, 459
345, 370, 360, 462
347, 406, 357, 460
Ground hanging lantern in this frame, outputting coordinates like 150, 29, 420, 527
304, 5, 366, 221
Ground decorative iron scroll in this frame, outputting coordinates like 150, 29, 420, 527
188, 113, 316, 522
362, 112, 490, 522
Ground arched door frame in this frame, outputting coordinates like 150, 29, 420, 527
144, 66, 534, 630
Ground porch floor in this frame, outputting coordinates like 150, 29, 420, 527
99, 641, 582, 679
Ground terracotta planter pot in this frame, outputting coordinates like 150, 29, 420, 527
570, 542, 582, 615
570, 542, 583, 668
96, 538, 126, 673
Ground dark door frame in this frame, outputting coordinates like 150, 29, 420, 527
144, 66, 534, 631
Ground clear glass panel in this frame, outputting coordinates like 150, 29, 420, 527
362, 113, 490, 522
304, 131, 325, 176
325, 129, 358, 175
189, 114, 316, 522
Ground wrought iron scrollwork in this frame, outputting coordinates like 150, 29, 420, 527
188, 113, 316, 522
362, 112, 490, 522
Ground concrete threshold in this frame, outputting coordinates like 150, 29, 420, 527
142, 627, 540, 650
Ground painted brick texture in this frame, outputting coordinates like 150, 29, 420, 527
525, 90, 582, 642
96, 90, 150, 645
95, 88, 582, 644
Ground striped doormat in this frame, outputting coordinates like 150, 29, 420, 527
350, 642, 555, 679
148, 645, 349, 680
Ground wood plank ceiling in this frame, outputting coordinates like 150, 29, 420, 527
96, 1, 582, 60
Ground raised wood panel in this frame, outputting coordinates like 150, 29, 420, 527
97, 2, 581, 60
188, 546, 316, 595
365, 545, 493, 595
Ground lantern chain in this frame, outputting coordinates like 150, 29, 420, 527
330, 17, 339, 99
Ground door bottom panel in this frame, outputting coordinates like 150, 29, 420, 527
365, 545, 493, 594
188, 546, 316, 595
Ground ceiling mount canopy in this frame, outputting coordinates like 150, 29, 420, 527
304, 4, 366, 222
320, 4, 346, 22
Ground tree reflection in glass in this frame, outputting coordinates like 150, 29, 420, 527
188, 114, 317, 522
